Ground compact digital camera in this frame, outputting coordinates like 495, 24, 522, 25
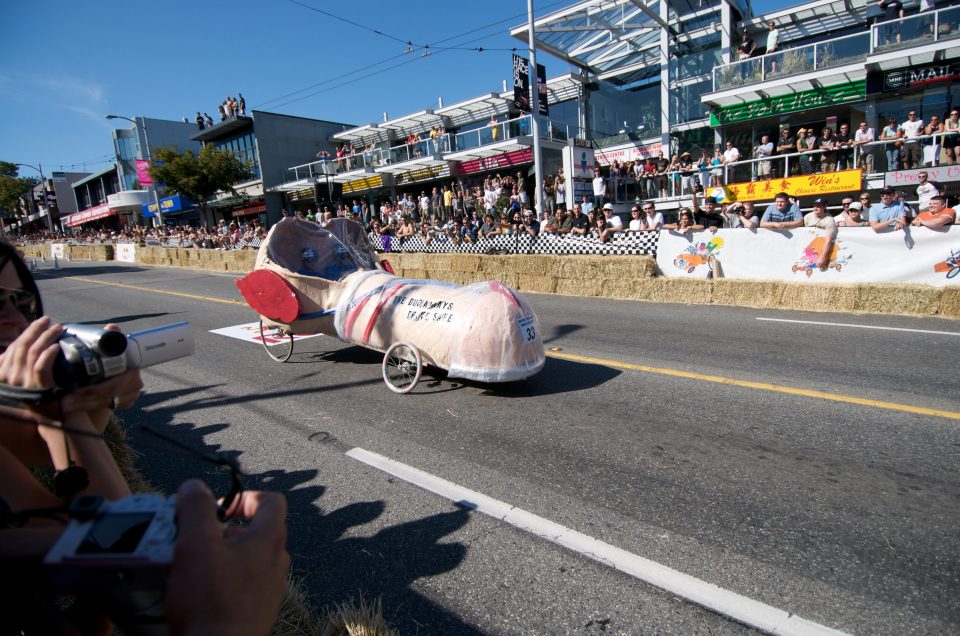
54, 321, 194, 390
44, 493, 177, 634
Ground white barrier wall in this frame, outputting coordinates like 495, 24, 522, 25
116, 243, 137, 263
657, 226, 960, 287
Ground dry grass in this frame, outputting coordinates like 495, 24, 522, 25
317, 596, 398, 636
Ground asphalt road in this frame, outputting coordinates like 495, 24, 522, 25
34, 260, 960, 635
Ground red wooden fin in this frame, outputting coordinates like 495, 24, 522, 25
236, 269, 300, 323
380, 259, 395, 275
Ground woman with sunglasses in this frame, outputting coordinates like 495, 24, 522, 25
0, 242, 141, 488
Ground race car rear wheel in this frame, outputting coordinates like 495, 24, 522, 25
382, 341, 422, 394
260, 319, 294, 362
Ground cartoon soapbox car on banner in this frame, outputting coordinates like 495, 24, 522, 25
236, 218, 545, 393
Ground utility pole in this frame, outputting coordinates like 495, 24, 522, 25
527, 0, 545, 216
15, 163, 54, 232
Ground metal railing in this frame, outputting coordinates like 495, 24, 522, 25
716, 129, 956, 185
280, 115, 586, 186
712, 6, 960, 91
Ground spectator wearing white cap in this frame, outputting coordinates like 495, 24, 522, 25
834, 196, 869, 227
602, 202, 623, 230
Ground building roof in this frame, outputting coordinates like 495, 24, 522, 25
191, 115, 254, 142
508, 0, 749, 82
71, 164, 117, 188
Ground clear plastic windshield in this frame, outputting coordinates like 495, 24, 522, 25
265, 218, 377, 282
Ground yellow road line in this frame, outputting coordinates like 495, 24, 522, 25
64, 274, 959, 420
70, 277, 243, 306
545, 350, 960, 421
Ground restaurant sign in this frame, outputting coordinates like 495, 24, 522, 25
710, 81, 865, 126
712, 169, 863, 203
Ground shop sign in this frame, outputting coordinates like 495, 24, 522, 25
454, 148, 533, 176
142, 194, 192, 216
343, 174, 384, 194
868, 63, 959, 94
65, 203, 115, 227
395, 164, 450, 185
885, 165, 960, 187
712, 169, 863, 203
136, 160, 153, 187
595, 142, 664, 166
710, 81, 865, 126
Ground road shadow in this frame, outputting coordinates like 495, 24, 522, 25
121, 412, 482, 635
477, 354, 620, 398
34, 265, 150, 278
69, 312, 187, 327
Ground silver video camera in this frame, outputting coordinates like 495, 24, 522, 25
44, 493, 177, 634
54, 321, 194, 390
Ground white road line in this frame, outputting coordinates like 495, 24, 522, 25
346, 447, 849, 636
756, 317, 960, 336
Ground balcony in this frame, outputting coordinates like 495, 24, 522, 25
705, 6, 960, 104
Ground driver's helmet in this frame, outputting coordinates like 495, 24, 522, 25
302, 247, 319, 262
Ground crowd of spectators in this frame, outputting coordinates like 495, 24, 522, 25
13, 219, 268, 251
194, 93, 246, 130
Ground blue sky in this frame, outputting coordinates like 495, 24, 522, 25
0, 0, 789, 177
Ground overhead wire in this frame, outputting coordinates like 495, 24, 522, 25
255, 0, 570, 111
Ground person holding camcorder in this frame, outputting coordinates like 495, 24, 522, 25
0, 241, 289, 636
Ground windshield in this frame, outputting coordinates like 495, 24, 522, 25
265, 217, 378, 282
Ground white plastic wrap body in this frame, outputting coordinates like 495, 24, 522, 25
334, 270, 545, 382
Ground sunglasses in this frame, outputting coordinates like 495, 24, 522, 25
0, 288, 39, 321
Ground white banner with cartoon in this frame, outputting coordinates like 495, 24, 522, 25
657, 227, 960, 286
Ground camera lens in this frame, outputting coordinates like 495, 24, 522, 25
95, 330, 128, 357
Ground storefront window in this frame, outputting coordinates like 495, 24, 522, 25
588, 82, 660, 145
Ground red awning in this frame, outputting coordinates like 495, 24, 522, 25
64, 204, 117, 228
233, 203, 267, 217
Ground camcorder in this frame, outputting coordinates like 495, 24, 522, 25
54, 321, 194, 391
44, 493, 178, 635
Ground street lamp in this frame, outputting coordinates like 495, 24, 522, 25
14, 163, 54, 232
105, 114, 163, 226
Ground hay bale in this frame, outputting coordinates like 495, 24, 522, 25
400, 268, 428, 280
518, 273, 557, 294
449, 253, 482, 273
633, 278, 711, 304
937, 287, 960, 318
854, 283, 940, 316
711, 279, 783, 309
512, 255, 554, 276
556, 277, 602, 297
479, 255, 510, 275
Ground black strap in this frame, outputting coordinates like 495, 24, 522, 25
0, 383, 64, 406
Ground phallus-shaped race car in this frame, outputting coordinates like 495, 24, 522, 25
236, 217, 545, 393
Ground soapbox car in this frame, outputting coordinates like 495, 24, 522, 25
236, 217, 545, 393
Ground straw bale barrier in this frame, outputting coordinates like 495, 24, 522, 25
13, 245, 959, 318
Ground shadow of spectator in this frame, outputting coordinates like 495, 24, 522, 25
122, 417, 481, 635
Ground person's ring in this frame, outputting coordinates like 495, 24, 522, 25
110, 396, 120, 410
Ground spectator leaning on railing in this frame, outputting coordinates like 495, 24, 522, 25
804, 198, 838, 271
854, 122, 876, 172
912, 195, 956, 228
760, 192, 803, 229
869, 186, 908, 232
900, 111, 924, 170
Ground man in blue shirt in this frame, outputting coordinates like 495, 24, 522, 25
869, 186, 908, 232
759, 192, 803, 229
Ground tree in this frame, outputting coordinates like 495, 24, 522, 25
148, 145, 251, 221
0, 161, 39, 218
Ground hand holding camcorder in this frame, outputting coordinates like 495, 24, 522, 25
55, 322, 194, 391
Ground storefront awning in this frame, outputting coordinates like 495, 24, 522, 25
64, 204, 116, 227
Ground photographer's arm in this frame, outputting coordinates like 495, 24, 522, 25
166, 480, 290, 636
